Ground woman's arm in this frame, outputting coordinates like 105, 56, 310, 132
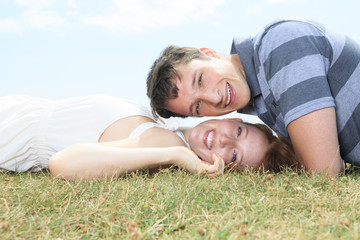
49, 137, 224, 180
287, 107, 344, 176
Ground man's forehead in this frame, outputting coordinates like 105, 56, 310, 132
173, 61, 196, 84
173, 63, 188, 80
166, 95, 192, 116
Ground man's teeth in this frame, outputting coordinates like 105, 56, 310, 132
207, 131, 214, 149
226, 83, 231, 106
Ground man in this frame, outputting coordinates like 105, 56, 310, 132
147, 19, 360, 175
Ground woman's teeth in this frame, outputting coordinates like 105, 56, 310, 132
226, 83, 231, 106
207, 131, 214, 149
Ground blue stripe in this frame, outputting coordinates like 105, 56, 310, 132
338, 103, 360, 156
232, 37, 262, 97
264, 35, 332, 81
328, 37, 360, 97
259, 111, 277, 129
280, 76, 332, 115
258, 93, 280, 128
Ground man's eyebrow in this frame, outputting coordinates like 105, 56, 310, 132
189, 71, 196, 115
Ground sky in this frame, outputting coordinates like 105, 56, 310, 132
1, 0, 360, 125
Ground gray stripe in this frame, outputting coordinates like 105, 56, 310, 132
264, 92, 281, 116
328, 37, 360, 97
253, 96, 268, 116
284, 97, 335, 126
264, 35, 332, 81
258, 93, 279, 128
259, 111, 276, 129
269, 54, 330, 100
334, 63, 360, 131
258, 20, 324, 62
259, 110, 288, 137
344, 142, 360, 166
325, 30, 346, 67
280, 76, 332, 115
307, 20, 326, 33
338, 103, 360, 156
274, 114, 288, 137
232, 37, 262, 97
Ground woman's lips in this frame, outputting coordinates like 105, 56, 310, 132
203, 129, 215, 150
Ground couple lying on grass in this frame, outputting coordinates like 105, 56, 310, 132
2, 19, 359, 179
0, 94, 297, 180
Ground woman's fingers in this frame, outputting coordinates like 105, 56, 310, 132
203, 154, 224, 176
176, 147, 224, 176
214, 154, 225, 175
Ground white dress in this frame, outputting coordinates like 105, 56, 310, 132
0, 94, 187, 172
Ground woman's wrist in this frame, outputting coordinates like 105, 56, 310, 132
169, 146, 195, 170
167, 146, 183, 166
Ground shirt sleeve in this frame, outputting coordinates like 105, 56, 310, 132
258, 20, 336, 127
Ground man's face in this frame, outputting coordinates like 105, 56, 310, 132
166, 55, 251, 117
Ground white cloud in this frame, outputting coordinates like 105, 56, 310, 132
66, 0, 77, 9
12, 0, 69, 33
265, 0, 307, 3
0, 19, 22, 34
265, 0, 287, 3
23, 9, 66, 30
246, 5, 264, 16
15, 0, 55, 9
82, 0, 226, 34
212, 21, 223, 28
3, 0, 226, 35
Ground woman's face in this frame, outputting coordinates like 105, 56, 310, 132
188, 119, 270, 170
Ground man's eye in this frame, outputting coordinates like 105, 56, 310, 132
237, 127, 242, 136
198, 74, 203, 86
195, 102, 200, 115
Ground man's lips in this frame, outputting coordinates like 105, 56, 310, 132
225, 83, 236, 108
203, 129, 215, 150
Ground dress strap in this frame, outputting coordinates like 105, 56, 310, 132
128, 122, 163, 138
129, 120, 191, 149
174, 131, 191, 149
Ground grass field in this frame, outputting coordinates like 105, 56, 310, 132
1, 167, 360, 239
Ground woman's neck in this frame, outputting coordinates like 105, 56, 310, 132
179, 127, 191, 144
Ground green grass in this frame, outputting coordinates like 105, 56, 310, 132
1, 166, 360, 239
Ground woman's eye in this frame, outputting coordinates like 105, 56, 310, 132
237, 127, 242, 136
232, 152, 237, 163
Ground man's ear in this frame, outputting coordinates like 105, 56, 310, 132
225, 118, 243, 122
199, 48, 220, 58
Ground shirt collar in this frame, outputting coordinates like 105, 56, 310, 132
231, 37, 262, 98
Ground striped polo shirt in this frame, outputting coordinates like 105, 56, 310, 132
231, 19, 360, 165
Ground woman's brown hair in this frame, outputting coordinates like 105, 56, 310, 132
247, 123, 302, 172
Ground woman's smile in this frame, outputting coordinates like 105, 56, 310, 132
186, 119, 270, 168
203, 129, 215, 150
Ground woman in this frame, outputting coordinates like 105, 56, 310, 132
0, 95, 298, 180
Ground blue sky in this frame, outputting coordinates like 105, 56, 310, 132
1, 0, 359, 125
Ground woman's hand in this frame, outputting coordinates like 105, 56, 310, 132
172, 146, 225, 176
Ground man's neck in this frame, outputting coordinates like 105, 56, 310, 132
229, 54, 246, 80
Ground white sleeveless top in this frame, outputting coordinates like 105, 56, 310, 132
0, 94, 189, 172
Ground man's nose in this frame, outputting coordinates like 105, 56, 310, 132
201, 89, 221, 106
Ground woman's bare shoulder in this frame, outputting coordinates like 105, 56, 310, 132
139, 126, 187, 148
100, 115, 156, 142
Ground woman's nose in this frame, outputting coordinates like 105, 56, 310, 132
219, 134, 233, 147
